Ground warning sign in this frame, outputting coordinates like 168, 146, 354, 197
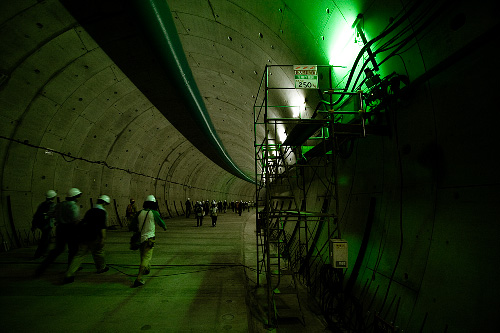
294, 65, 318, 89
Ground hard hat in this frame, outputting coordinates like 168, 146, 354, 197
46, 190, 57, 199
68, 188, 82, 197
145, 195, 156, 202
99, 195, 111, 204
187, 198, 190, 200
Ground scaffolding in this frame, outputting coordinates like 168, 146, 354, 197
253, 64, 365, 327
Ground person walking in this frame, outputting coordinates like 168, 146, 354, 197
31, 190, 57, 259
64, 195, 111, 284
237, 200, 243, 216
194, 201, 204, 227
130, 195, 166, 287
125, 198, 137, 230
223, 200, 228, 213
203, 200, 209, 216
185, 198, 192, 218
210, 200, 218, 227
35, 188, 82, 277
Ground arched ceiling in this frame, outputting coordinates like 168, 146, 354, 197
0, 0, 350, 209
2, 0, 494, 215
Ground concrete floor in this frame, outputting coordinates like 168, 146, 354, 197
0, 211, 330, 332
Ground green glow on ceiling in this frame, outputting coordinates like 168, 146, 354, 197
323, 7, 370, 88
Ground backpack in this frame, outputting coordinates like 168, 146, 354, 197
77, 208, 106, 242
32, 201, 53, 229
210, 206, 218, 217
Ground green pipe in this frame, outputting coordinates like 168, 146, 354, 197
128, 0, 254, 183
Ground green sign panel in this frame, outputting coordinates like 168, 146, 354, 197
294, 65, 318, 89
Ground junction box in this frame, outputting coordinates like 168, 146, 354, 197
329, 239, 348, 268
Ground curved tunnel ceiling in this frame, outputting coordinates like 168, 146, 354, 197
0, 0, 341, 208
2, 1, 500, 331
2, 0, 495, 212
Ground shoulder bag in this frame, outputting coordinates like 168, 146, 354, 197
130, 210, 149, 250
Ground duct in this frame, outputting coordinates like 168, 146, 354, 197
61, 0, 254, 183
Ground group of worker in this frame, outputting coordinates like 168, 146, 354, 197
184, 199, 253, 227
32, 189, 165, 288
31, 192, 254, 286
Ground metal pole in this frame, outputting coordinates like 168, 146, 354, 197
6, 196, 21, 248
113, 199, 123, 228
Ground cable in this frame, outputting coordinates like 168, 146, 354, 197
376, 1, 451, 69
331, 0, 424, 106
378, 99, 404, 314
3, 261, 255, 278
0, 134, 246, 196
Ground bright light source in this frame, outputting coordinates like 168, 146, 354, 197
326, 14, 366, 86
277, 125, 287, 143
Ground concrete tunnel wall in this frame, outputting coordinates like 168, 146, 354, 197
1, 0, 500, 331
0, 1, 254, 241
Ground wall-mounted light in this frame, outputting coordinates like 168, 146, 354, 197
352, 13, 379, 71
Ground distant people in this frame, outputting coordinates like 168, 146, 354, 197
31, 190, 57, 259
35, 188, 82, 277
195, 201, 204, 227
203, 200, 209, 216
185, 198, 192, 218
130, 195, 166, 287
217, 200, 222, 213
223, 200, 228, 213
64, 195, 111, 284
126, 199, 137, 229
210, 201, 218, 227
237, 200, 243, 216
231, 201, 235, 212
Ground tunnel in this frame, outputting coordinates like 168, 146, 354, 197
1, 0, 499, 332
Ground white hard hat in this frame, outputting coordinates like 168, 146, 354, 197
68, 188, 82, 197
145, 195, 156, 202
98, 195, 111, 204
46, 190, 57, 199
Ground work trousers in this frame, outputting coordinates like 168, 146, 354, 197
33, 227, 52, 259
66, 238, 106, 277
196, 215, 203, 227
36, 224, 77, 275
136, 238, 155, 282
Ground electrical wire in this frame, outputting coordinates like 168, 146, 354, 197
378, 97, 404, 314
330, 0, 424, 106
3, 261, 255, 278
376, 0, 451, 69
0, 134, 244, 196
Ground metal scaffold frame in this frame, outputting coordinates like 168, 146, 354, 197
252, 64, 369, 327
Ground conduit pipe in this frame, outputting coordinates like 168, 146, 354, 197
126, 0, 254, 183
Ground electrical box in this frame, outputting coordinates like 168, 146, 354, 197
329, 239, 348, 268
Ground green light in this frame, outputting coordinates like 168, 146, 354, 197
324, 11, 368, 87
301, 146, 314, 155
